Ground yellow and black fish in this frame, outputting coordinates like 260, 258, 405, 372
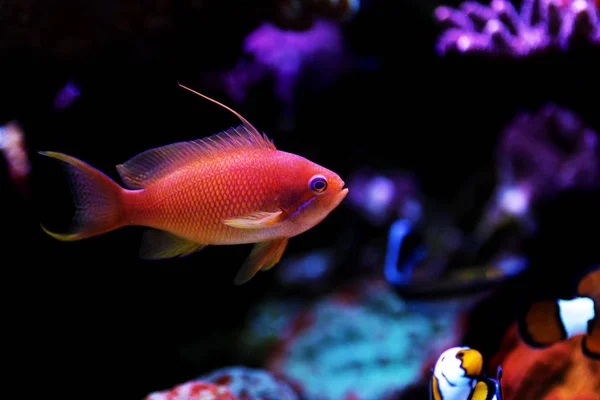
430, 347, 503, 400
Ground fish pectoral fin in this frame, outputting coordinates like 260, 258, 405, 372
469, 379, 494, 400
139, 228, 206, 259
222, 210, 284, 229
260, 237, 289, 271
234, 238, 288, 285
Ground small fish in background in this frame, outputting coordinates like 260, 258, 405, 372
517, 264, 599, 360
274, 0, 362, 31
39, 84, 348, 285
0, 121, 31, 197
430, 346, 503, 400
54, 80, 81, 110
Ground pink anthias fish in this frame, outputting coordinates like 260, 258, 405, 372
40, 84, 348, 284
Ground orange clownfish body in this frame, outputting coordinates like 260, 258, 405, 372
517, 265, 599, 359
40, 84, 348, 285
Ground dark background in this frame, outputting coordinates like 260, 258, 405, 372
1, 0, 599, 399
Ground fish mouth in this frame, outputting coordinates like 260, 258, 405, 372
340, 180, 348, 196
333, 186, 349, 207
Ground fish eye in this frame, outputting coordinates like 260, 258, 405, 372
309, 174, 328, 194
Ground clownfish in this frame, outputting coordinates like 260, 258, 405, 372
430, 346, 503, 400
517, 265, 599, 359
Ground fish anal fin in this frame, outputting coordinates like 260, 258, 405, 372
233, 238, 287, 285
116, 125, 276, 190
139, 229, 206, 259
223, 210, 284, 229
260, 238, 289, 271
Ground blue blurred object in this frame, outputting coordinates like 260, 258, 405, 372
268, 280, 463, 400
277, 248, 336, 289
198, 366, 299, 400
384, 219, 428, 286
54, 80, 81, 110
384, 217, 528, 298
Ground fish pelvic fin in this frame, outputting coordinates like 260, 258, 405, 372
39, 151, 127, 241
139, 229, 206, 259
234, 237, 289, 285
260, 237, 289, 271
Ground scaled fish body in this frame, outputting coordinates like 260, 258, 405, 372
430, 347, 502, 400
40, 84, 348, 285
517, 264, 599, 359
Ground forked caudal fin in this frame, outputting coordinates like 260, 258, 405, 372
39, 151, 127, 241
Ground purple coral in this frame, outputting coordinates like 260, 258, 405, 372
222, 19, 346, 105
497, 103, 598, 201
435, 0, 600, 56
476, 103, 599, 238
216, 18, 370, 130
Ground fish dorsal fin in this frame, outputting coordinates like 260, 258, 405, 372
116, 125, 276, 189
177, 82, 261, 136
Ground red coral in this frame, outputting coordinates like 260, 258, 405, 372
144, 381, 239, 400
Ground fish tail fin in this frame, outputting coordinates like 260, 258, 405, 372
39, 151, 127, 241
517, 299, 567, 348
582, 309, 600, 360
